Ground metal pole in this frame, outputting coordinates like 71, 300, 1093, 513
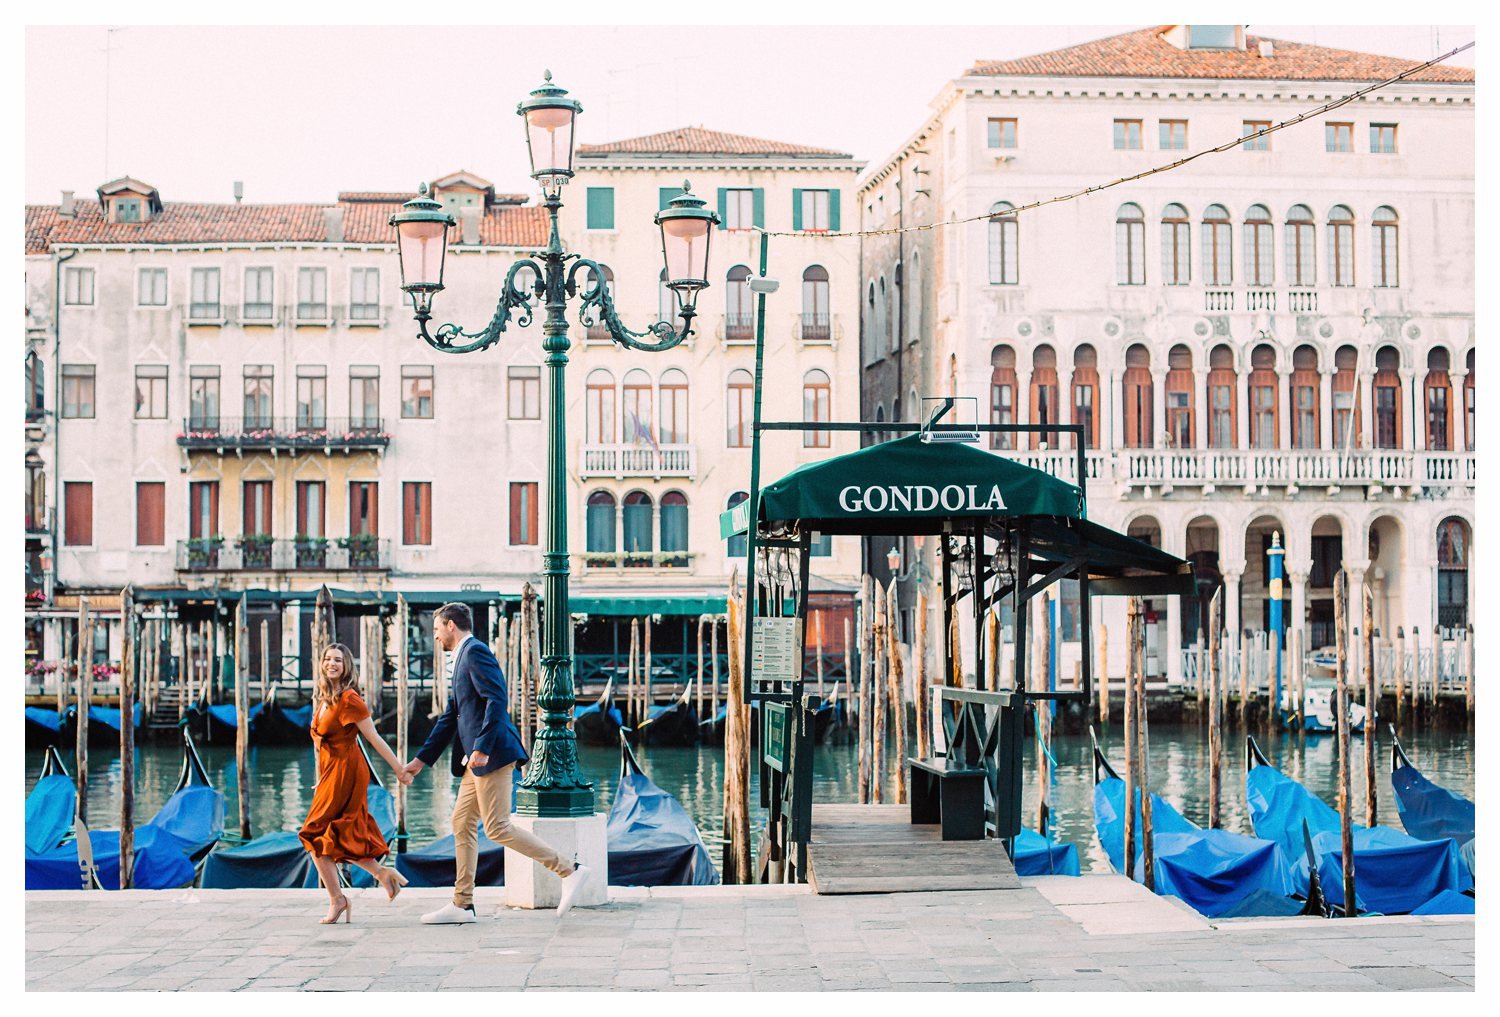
739, 230, 772, 710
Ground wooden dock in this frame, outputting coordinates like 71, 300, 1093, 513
807, 804, 1022, 895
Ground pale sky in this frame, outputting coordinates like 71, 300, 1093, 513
24, 22, 1477, 206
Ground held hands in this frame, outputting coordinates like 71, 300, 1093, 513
401, 759, 425, 783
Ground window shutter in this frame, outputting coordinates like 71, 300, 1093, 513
65, 482, 92, 546
792, 189, 804, 231
137, 482, 165, 546
659, 187, 678, 213
510, 483, 523, 544
586, 187, 614, 229
829, 189, 841, 232
716, 188, 728, 230
403, 483, 416, 544
752, 188, 765, 229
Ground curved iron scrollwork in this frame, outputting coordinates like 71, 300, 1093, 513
416, 258, 544, 355
568, 258, 694, 352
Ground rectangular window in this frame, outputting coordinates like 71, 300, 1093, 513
296, 480, 325, 539
136, 481, 165, 546
242, 480, 272, 536
401, 365, 434, 418
1113, 119, 1143, 150
295, 365, 327, 429
189, 481, 219, 538
509, 482, 538, 545
1210, 384, 1234, 448
243, 267, 275, 319
1252, 385, 1277, 448
1333, 384, 1357, 450
189, 366, 221, 429
585, 187, 615, 230
1188, 24, 1238, 48
727, 381, 752, 448
804, 378, 831, 448
243, 365, 273, 428
137, 268, 167, 306
799, 189, 831, 231
1159, 119, 1187, 150
402, 482, 432, 545
508, 366, 541, 419
986, 117, 1018, 149
64, 266, 94, 306
724, 188, 755, 230
61, 364, 95, 418
190, 268, 221, 318
1073, 384, 1095, 449
1375, 384, 1399, 448
1325, 122, 1354, 153
64, 482, 93, 546
116, 198, 141, 223
1427, 385, 1450, 451
349, 482, 378, 536
1167, 390, 1192, 448
349, 366, 379, 429
296, 267, 328, 320
1294, 384, 1319, 449
1370, 123, 1397, 154
1241, 120, 1271, 151
349, 267, 381, 320
990, 381, 1015, 450
134, 364, 168, 419
1310, 536, 1341, 589
660, 378, 689, 444
587, 379, 615, 444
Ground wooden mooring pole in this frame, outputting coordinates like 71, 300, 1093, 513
1098, 623, 1109, 725
1362, 587, 1377, 828
396, 594, 409, 843
1135, 596, 1154, 891
712, 615, 722, 721
723, 570, 752, 883
857, 574, 872, 804
1122, 598, 1138, 879
1334, 570, 1356, 914
1036, 591, 1053, 836
886, 580, 907, 805
235, 595, 251, 840
74, 596, 93, 825
1466, 623, 1474, 725
1208, 588, 1223, 829
871, 580, 887, 804
913, 591, 929, 759
119, 588, 136, 889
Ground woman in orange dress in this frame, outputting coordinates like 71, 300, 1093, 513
300, 642, 411, 924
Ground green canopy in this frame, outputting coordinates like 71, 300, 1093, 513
736, 434, 1084, 536
570, 595, 727, 617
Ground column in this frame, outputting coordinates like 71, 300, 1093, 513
1320, 366, 1337, 453
1347, 562, 1370, 686
1404, 368, 1422, 452
1104, 368, 1118, 454
1194, 366, 1209, 451
1164, 522, 1185, 688
1448, 368, 1466, 455
1222, 563, 1245, 653
1152, 367, 1169, 448
1358, 367, 1375, 451
1288, 564, 1311, 653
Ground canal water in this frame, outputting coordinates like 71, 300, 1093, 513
26, 722, 1474, 876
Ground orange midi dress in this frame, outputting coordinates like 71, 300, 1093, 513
298, 688, 388, 861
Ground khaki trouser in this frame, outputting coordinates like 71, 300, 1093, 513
452, 762, 573, 908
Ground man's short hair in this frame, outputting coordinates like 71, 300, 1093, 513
436, 602, 473, 632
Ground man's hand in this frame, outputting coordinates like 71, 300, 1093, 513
468, 751, 490, 769
402, 759, 425, 781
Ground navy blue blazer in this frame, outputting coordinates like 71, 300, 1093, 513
415, 636, 528, 778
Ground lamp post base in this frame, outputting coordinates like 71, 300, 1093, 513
503, 813, 609, 910
515, 785, 596, 818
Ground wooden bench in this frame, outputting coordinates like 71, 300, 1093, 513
908, 756, 986, 841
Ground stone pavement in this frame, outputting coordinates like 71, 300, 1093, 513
26, 877, 1473, 991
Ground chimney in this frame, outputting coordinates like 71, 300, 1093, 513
233, 180, 244, 204
1258, 39, 1274, 58
459, 206, 481, 246
323, 207, 345, 243
59, 191, 75, 218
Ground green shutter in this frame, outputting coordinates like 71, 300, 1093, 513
752, 188, 765, 229
829, 189, 841, 232
792, 189, 804, 232
659, 187, 679, 214
586, 187, 614, 230
716, 188, 728, 230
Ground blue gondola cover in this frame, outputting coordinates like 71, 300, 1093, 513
86, 703, 144, 731
368, 785, 397, 844
395, 826, 506, 887
606, 766, 719, 886
25, 775, 76, 855
1012, 827, 1080, 877
1409, 889, 1475, 916
1391, 760, 1475, 845
25, 827, 197, 890
25, 707, 64, 734
150, 785, 226, 858
201, 831, 312, 889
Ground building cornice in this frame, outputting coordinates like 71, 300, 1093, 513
577, 156, 865, 173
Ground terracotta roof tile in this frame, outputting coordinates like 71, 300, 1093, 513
578, 126, 851, 158
968, 27, 1474, 83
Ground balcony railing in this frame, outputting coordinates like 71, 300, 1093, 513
1245, 289, 1276, 312
177, 417, 390, 452
1117, 449, 1472, 489
580, 443, 697, 478
723, 313, 756, 342
1007, 449, 1110, 484
1287, 290, 1318, 313
1204, 290, 1234, 311
176, 537, 391, 572
576, 551, 696, 572
798, 312, 832, 342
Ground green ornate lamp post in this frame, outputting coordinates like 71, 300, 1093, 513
390, 71, 720, 817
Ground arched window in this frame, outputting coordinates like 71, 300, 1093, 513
1464, 349, 1475, 451
726, 491, 749, 557
1201, 204, 1232, 285
1244, 204, 1273, 286
1373, 345, 1402, 449
1372, 206, 1399, 287
988, 202, 1018, 284
725, 265, 753, 340
1291, 345, 1321, 449
1327, 205, 1355, 287
990, 344, 1017, 451
1161, 203, 1190, 285
1437, 518, 1469, 628
660, 491, 688, 567
909, 250, 922, 334
585, 368, 615, 445
658, 268, 683, 331
25, 352, 44, 419
886, 272, 898, 351
803, 369, 831, 448
1166, 344, 1194, 448
622, 491, 653, 565
726, 369, 753, 447
1249, 343, 1279, 448
1207, 344, 1237, 448
622, 368, 653, 446
1425, 347, 1452, 451
1333, 345, 1361, 450
865, 280, 877, 363
1285, 204, 1315, 287
1071, 344, 1099, 450
1030, 345, 1058, 448
585, 264, 614, 342
1122, 343, 1153, 447
585, 491, 617, 559
659, 368, 688, 445
1115, 203, 1145, 285
801, 265, 830, 341
877, 276, 890, 352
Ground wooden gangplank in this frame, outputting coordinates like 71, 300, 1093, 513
807, 804, 1021, 895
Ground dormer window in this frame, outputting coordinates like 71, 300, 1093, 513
1187, 25, 1240, 50
116, 197, 142, 223
441, 192, 481, 213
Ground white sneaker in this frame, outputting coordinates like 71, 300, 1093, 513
557, 864, 592, 917
420, 902, 477, 925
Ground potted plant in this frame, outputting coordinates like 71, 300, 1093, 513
338, 533, 381, 568
294, 533, 329, 569
186, 534, 225, 569
236, 532, 275, 569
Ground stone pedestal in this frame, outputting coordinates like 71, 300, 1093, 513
503, 813, 608, 910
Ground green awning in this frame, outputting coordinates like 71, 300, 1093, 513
1005, 517, 1196, 597
570, 595, 727, 617
731, 434, 1084, 536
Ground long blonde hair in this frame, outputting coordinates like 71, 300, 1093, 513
313, 642, 359, 709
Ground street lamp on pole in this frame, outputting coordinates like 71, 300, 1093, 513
390, 70, 720, 818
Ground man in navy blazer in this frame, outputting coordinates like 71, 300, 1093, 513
403, 602, 592, 923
